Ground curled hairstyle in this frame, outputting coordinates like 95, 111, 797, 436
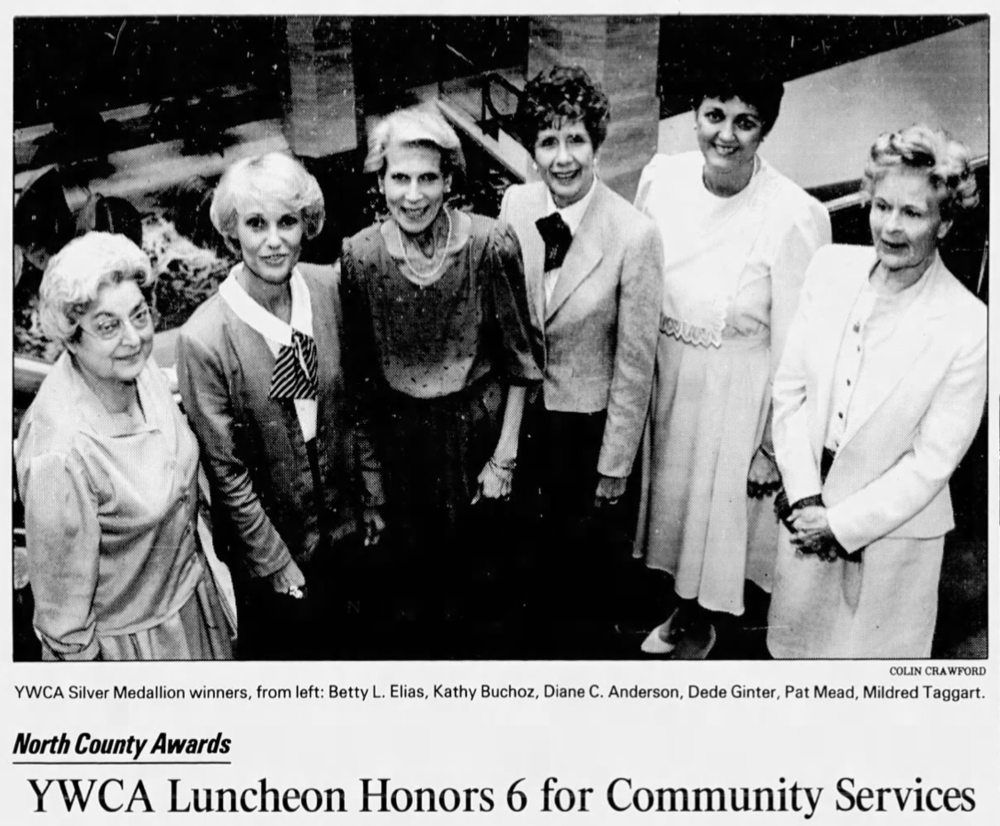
516, 65, 611, 150
862, 124, 979, 220
364, 106, 466, 190
210, 152, 326, 251
691, 75, 785, 136
38, 231, 154, 349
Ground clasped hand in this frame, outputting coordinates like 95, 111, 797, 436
787, 505, 842, 562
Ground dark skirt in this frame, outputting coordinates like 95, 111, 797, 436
516, 401, 647, 635
377, 376, 503, 560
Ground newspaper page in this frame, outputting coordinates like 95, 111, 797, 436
4, 4, 997, 823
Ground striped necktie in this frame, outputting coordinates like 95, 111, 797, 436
269, 330, 319, 401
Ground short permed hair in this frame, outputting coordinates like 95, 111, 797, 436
210, 151, 326, 252
862, 124, 979, 220
691, 76, 785, 136
38, 231, 154, 349
516, 65, 611, 151
363, 106, 466, 189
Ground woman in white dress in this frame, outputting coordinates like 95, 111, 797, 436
633, 75, 831, 657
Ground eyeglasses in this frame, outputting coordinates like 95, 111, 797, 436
80, 304, 153, 341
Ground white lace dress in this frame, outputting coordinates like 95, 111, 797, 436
633, 151, 830, 615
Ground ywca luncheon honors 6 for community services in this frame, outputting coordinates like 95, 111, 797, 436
19, 776, 976, 816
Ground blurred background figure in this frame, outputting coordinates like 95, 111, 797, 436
632, 72, 831, 659
14, 168, 143, 288
15, 232, 234, 660
768, 125, 986, 659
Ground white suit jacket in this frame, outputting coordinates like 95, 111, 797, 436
500, 179, 664, 479
773, 244, 986, 552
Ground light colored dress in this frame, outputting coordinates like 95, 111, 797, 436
633, 151, 831, 616
16, 353, 233, 660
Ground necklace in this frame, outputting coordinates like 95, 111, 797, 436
397, 208, 453, 283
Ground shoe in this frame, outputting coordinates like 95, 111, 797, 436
614, 620, 653, 636
670, 622, 717, 660
640, 609, 680, 654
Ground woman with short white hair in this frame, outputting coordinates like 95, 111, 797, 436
340, 106, 540, 645
177, 151, 384, 660
768, 124, 986, 658
16, 232, 234, 660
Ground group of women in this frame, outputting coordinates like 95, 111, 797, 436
17, 63, 986, 662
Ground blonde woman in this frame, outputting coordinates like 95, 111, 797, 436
177, 151, 383, 659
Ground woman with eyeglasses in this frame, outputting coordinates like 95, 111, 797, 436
15, 232, 234, 660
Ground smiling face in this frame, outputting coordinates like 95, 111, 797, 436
869, 165, 951, 279
695, 96, 765, 178
381, 142, 451, 236
66, 279, 153, 388
532, 119, 596, 209
234, 195, 305, 285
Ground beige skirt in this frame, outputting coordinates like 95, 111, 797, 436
633, 330, 778, 616
767, 528, 945, 659
48, 569, 236, 661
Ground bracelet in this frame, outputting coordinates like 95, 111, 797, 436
759, 445, 776, 461
488, 456, 517, 473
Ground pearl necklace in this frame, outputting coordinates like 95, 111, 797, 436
397, 208, 453, 283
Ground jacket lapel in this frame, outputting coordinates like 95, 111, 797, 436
545, 182, 605, 322
838, 253, 948, 449
512, 185, 548, 332
224, 299, 277, 389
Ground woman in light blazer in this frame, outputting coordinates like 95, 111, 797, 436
177, 152, 383, 660
500, 65, 663, 644
768, 125, 986, 659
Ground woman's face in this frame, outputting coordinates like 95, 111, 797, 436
533, 119, 596, 209
869, 165, 951, 277
381, 143, 451, 236
66, 279, 153, 387
695, 96, 765, 176
234, 195, 304, 285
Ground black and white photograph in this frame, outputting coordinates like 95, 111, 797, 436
10, 14, 989, 664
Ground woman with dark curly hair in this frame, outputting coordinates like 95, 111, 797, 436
632, 73, 831, 659
768, 125, 985, 658
500, 66, 664, 645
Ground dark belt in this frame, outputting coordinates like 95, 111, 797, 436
820, 447, 836, 482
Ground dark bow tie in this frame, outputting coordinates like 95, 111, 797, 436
269, 329, 319, 401
535, 213, 573, 272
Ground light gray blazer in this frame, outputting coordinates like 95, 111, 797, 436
500, 179, 664, 478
